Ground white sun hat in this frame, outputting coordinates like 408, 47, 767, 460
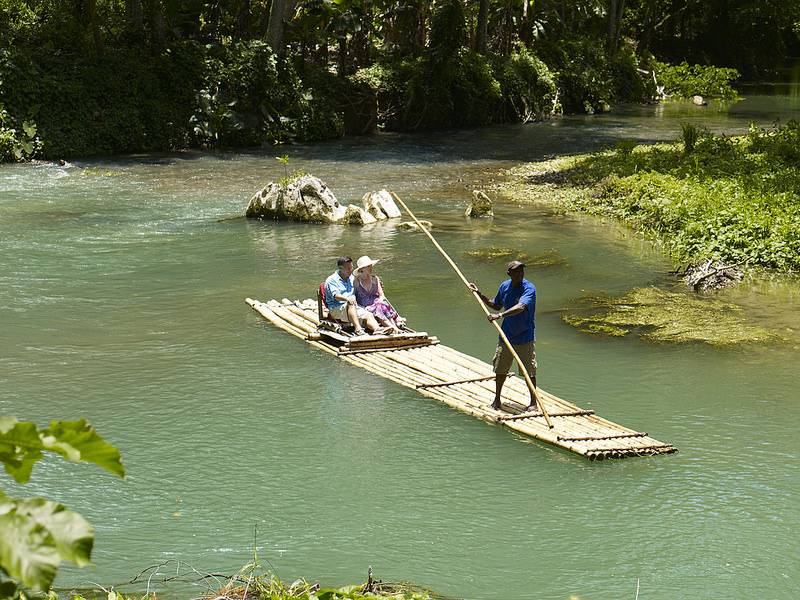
355, 255, 380, 273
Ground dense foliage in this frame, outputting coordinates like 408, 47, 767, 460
0, 0, 797, 161
654, 61, 740, 101
0, 418, 124, 596
505, 120, 800, 272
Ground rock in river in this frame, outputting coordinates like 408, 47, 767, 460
246, 175, 401, 225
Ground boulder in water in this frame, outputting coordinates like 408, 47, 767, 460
398, 220, 433, 231
363, 190, 402, 219
342, 205, 378, 225
247, 176, 401, 224
465, 190, 494, 217
246, 175, 346, 222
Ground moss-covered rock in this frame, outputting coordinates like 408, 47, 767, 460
464, 190, 494, 217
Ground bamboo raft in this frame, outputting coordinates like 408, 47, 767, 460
246, 297, 677, 460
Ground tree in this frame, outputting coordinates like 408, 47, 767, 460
267, 0, 298, 55
607, 0, 624, 53
475, 0, 489, 52
0, 417, 125, 595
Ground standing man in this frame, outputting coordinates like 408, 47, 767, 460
325, 256, 380, 336
469, 260, 538, 412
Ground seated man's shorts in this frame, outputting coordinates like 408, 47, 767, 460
492, 340, 537, 376
329, 302, 368, 322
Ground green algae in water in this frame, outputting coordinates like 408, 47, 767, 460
563, 286, 779, 345
465, 247, 567, 268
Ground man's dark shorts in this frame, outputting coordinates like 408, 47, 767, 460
492, 340, 537, 376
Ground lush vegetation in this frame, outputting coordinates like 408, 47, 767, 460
653, 61, 740, 100
2, 0, 797, 162
0, 418, 124, 598
501, 120, 800, 273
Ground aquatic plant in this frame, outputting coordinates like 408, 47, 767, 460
615, 138, 637, 154
465, 247, 567, 268
0, 105, 39, 162
562, 286, 778, 345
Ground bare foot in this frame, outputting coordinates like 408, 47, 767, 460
490, 400, 502, 411
526, 403, 539, 413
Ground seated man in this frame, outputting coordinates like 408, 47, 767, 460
324, 256, 381, 336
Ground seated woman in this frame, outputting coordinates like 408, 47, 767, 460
353, 255, 406, 334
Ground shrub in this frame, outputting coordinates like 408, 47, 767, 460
513, 121, 800, 272
654, 61, 740, 100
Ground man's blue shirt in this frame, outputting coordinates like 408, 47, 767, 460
325, 271, 354, 309
493, 278, 536, 344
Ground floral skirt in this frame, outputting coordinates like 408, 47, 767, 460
366, 299, 398, 321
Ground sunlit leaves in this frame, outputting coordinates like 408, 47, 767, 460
0, 417, 124, 483
0, 494, 94, 590
0, 418, 124, 592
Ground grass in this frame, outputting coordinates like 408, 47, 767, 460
60, 560, 451, 600
497, 119, 800, 273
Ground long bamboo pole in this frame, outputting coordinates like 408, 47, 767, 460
390, 191, 553, 429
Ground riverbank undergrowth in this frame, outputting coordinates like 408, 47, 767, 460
499, 120, 800, 273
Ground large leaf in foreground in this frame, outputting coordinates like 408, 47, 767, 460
0, 493, 93, 590
0, 418, 45, 483
41, 419, 125, 478
0, 417, 125, 482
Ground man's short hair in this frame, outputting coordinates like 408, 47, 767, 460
337, 256, 353, 268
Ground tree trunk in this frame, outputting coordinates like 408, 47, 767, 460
234, 0, 252, 39
607, 0, 625, 54
125, 0, 142, 27
76, 0, 104, 53
266, 0, 296, 55
636, 0, 657, 53
519, 0, 533, 47
87, 0, 103, 53
475, 0, 489, 53
150, 0, 165, 52
337, 37, 347, 77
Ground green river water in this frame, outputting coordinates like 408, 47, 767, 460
2, 95, 799, 600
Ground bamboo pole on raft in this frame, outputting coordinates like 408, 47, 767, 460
390, 191, 553, 429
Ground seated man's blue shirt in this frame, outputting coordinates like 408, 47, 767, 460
325, 271, 354, 309
493, 279, 536, 344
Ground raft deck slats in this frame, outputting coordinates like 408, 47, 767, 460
247, 297, 677, 460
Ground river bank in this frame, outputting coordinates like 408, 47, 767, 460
489, 120, 800, 345
496, 120, 800, 273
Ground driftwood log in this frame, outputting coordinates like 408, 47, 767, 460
674, 259, 743, 291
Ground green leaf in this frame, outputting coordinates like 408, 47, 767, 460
0, 418, 124, 483
17, 497, 94, 568
22, 121, 37, 138
0, 579, 23, 599
0, 418, 45, 483
41, 419, 125, 479
0, 500, 61, 590
0, 494, 94, 591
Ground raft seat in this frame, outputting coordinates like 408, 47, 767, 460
317, 282, 352, 334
